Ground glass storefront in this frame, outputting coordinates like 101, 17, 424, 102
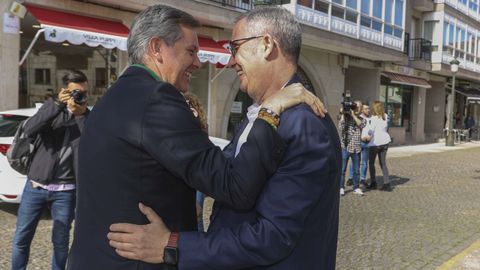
379, 83, 413, 130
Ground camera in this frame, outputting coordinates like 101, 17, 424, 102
71, 89, 87, 105
341, 90, 357, 113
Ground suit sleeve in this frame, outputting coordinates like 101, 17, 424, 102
178, 109, 336, 269
142, 84, 286, 210
23, 98, 65, 138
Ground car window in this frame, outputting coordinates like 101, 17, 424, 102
0, 114, 28, 137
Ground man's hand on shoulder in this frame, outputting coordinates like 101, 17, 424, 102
262, 83, 327, 117
108, 203, 171, 264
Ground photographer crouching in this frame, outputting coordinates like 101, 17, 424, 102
11, 70, 89, 270
339, 98, 366, 196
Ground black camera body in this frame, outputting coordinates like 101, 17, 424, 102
71, 89, 87, 105
341, 91, 357, 113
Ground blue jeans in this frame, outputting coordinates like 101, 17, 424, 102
196, 191, 205, 232
340, 149, 361, 189
12, 181, 76, 270
349, 142, 370, 181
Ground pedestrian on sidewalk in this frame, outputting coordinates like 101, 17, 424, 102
339, 100, 365, 196
367, 101, 392, 191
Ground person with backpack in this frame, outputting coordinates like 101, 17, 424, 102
11, 70, 89, 270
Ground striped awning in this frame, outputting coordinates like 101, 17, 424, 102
381, 72, 431, 88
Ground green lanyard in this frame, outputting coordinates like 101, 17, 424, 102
131, 64, 161, 82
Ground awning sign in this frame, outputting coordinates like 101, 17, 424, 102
198, 51, 231, 65
43, 25, 127, 51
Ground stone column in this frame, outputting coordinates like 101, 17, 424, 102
0, 0, 20, 110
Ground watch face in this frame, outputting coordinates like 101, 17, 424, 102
164, 246, 178, 265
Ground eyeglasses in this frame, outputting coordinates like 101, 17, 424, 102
226, 35, 264, 57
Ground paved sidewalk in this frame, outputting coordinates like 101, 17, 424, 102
388, 141, 480, 159
389, 141, 480, 270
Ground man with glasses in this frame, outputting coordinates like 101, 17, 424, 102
67, 5, 324, 270
108, 6, 341, 270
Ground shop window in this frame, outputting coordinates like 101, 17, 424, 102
34, 69, 51, 85
314, 0, 329, 13
379, 84, 412, 128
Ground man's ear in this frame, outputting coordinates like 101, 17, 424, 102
261, 34, 276, 59
148, 37, 164, 63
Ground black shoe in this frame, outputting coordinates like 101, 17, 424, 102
346, 179, 353, 186
367, 182, 377, 190
380, 183, 392, 192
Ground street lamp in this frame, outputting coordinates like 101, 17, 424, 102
446, 58, 460, 146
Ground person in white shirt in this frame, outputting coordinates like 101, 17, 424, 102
366, 101, 392, 191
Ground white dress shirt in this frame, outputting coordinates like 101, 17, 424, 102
234, 103, 261, 157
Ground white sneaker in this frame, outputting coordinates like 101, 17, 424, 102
353, 188, 364, 196
340, 188, 345, 196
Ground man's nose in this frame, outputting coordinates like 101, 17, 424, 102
193, 54, 202, 69
227, 55, 236, 68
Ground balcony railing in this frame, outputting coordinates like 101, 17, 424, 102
204, 0, 254, 11
407, 38, 432, 61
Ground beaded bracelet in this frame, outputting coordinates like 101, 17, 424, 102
258, 108, 280, 129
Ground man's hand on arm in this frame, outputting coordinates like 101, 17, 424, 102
261, 83, 327, 117
108, 203, 171, 264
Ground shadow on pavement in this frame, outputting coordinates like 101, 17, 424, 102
389, 175, 410, 187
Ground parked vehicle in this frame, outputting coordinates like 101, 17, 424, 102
0, 106, 230, 203
0, 107, 37, 203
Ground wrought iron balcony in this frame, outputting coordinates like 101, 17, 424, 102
406, 38, 432, 61
203, 0, 255, 11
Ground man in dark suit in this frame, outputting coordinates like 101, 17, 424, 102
67, 5, 324, 270
108, 7, 342, 270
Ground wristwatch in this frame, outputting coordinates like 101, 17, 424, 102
163, 232, 179, 266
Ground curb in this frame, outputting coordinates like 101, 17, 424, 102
437, 239, 480, 270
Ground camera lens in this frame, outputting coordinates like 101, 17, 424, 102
71, 89, 87, 105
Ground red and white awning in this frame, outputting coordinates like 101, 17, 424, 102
26, 4, 129, 51
198, 37, 231, 66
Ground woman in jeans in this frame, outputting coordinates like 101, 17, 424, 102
367, 101, 392, 191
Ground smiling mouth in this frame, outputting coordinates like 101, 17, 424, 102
185, 71, 192, 80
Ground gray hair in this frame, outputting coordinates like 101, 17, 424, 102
127, 5, 200, 64
238, 7, 302, 64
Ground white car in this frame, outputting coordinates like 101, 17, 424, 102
0, 106, 230, 204
0, 107, 38, 203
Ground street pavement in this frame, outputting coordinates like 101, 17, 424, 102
1, 142, 480, 269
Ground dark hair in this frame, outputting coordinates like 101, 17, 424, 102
62, 70, 88, 87
128, 5, 201, 64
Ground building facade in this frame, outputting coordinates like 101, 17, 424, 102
0, 0, 464, 144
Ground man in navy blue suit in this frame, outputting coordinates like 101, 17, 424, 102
108, 7, 342, 270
